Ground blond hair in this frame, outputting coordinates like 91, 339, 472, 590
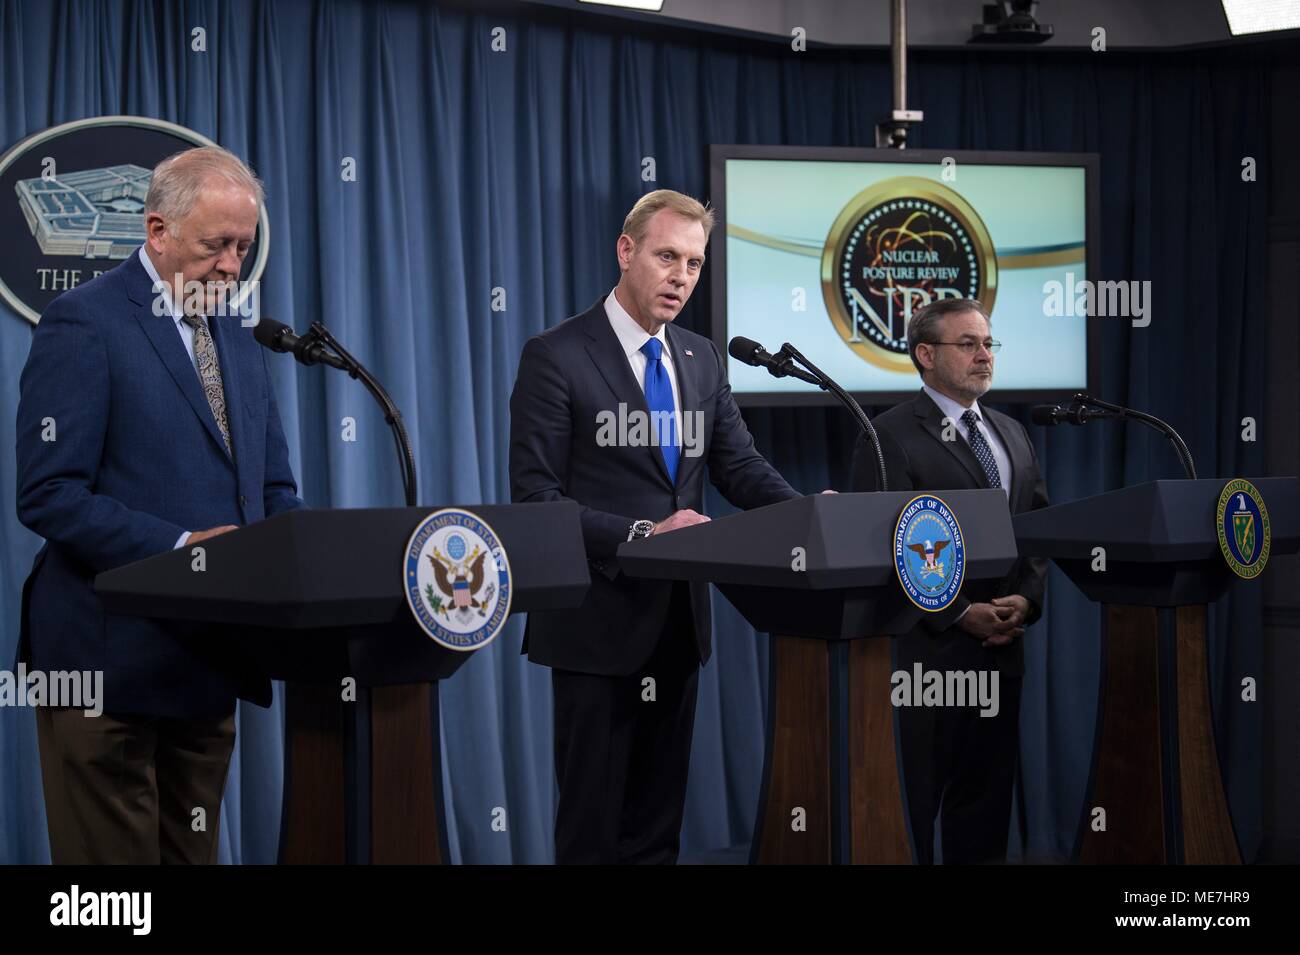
621, 189, 715, 244
145, 146, 264, 230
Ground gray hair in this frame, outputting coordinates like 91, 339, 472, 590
144, 146, 263, 231
906, 297, 991, 374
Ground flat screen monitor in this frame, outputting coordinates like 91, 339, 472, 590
709, 145, 1100, 405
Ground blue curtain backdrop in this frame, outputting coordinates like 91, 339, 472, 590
0, 0, 1274, 863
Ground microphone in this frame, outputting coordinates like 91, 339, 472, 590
1030, 404, 1117, 426
729, 337, 890, 491
728, 336, 821, 386
253, 317, 347, 370
255, 318, 421, 505
1032, 393, 1197, 479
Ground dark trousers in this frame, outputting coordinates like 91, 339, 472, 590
896, 635, 1023, 865
551, 587, 700, 864
36, 705, 236, 864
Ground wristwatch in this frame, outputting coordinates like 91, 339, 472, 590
627, 519, 655, 541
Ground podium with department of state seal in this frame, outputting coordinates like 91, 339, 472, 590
619, 489, 1017, 864
1013, 477, 1300, 864
95, 502, 589, 864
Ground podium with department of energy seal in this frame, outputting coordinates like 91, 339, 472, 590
1013, 477, 1300, 864
95, 502, 589, 865
618, 489, 1017, 864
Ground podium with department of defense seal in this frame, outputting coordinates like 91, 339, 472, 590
618, 489, 1017, 865
95, 502, 589, 864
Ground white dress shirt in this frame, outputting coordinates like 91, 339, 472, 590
922, 383, 1013, 499
604, 289, 682, 432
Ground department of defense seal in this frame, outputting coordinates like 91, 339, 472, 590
1216, 479, 1270, 580
894, 493, 967, 612
403, 508, 512, 651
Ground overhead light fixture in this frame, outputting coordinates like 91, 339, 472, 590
969, 1, 1054, 44
577, 0, 666, 11
1220, 0, 1300, 35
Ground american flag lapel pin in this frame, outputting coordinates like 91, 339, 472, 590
684, 349, 693, 357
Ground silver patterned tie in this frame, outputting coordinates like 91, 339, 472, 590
182, 314, 232, 455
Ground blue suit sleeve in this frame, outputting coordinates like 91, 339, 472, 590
15, 298, 186, 574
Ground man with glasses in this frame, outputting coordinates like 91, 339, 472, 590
851, 296, 1049, 864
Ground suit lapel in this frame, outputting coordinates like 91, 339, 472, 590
980, 409, 1019, 503
912, 389, 987, 488
664, 323, 698, 489
124, 254, 234, 467
582, 303, 673, 487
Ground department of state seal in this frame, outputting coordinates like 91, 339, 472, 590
403, 508, 512, 651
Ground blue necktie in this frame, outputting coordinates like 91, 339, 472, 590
961, 409, 1002, 490
641, 338, 679, 484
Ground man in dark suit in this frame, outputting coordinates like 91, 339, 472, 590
510, 189, 804, 864
16, 146, 305, 863
851, 297, 1049, 864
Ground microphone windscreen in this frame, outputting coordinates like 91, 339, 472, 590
252, 317, 291, 351
728, 336, 763, 365
1029, 404, 1061, 426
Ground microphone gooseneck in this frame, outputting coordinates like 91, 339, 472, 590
1032, 393, 1196, 480
254, 318, 419, 506
728, 336, 887, 492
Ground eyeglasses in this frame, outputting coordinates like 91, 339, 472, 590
927, 340, 1002, 355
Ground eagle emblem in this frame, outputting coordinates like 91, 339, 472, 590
425, 540, 494, 618
893, 494, 966, 613
905, 538, 950, 578
403, 509, 513, 651
1216, 479, 1271, 580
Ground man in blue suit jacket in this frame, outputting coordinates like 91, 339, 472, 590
15, 146, 304, 864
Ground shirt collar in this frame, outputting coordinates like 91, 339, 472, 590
605, 288, 668, 361
138, 245, 184, 326
922, 382, 983, 425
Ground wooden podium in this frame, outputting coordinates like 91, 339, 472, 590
619, 490, 1017, 864
1014, 478, 1299, 864
97, 502, 589, 864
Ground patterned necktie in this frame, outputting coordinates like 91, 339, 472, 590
182, 314, 232, 455
960, 409, 1001, 490
640, 337, 679, 484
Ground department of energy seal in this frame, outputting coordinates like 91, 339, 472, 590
403, 508, 512, 651
821, 177, 998, 372
1216, 479, 1270, 580
893, 494, 967, 612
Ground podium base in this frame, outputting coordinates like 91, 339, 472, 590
1076, 604, 1241, 864
279, 681, 446, 864
750, 634, 913, 864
